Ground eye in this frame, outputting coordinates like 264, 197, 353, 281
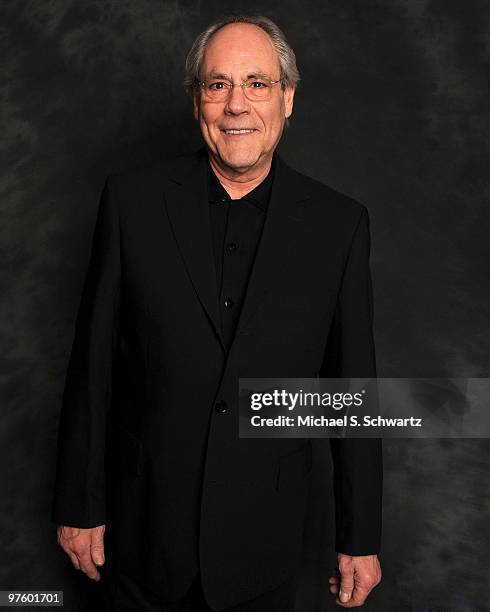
208, 81, 228, 90
250, 80, 268, 88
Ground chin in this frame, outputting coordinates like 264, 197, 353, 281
218, 147, 260, 171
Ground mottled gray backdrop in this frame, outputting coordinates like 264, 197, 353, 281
1, 1, 489, 611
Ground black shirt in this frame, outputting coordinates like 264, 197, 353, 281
207, 155, 276, 349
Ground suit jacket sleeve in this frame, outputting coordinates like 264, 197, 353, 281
51, 176, 120, 528
319, 205, 383, 555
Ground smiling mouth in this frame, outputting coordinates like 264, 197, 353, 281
221, 129, 258, 135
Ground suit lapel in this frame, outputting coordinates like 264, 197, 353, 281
164, 148, 226, 350
163, 147, 311, 353
233, 152, 311, 337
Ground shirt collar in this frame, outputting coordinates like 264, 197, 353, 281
207, 153, 276, 212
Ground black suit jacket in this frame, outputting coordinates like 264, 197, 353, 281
52, 146, 382, 610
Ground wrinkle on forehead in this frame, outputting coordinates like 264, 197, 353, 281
205, 70, 275, 80
201, 24, 281, 79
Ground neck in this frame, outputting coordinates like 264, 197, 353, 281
207, 153, 273, 200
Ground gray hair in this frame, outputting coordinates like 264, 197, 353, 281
184, 13, 300, 125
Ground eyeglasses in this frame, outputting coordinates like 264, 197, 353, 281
196, 75, 284, 102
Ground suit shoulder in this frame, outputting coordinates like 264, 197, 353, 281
289, 164, 369, 222
105, 149, 199, 193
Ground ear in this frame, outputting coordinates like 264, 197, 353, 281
193, 94, 200, 121
284, 85, 295, 119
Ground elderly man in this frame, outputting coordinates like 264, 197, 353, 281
52, 14, 382, 612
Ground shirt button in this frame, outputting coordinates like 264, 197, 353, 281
224, 298, 234, 309
214, 400, 228, 413
227, 242, 238, 253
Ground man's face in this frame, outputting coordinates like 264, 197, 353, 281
193, 23, 295, 173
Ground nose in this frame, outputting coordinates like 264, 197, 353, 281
225, 84, 250, 115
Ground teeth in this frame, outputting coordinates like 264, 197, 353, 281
224, 129, 254, 134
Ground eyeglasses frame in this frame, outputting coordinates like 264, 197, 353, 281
194, 74, 285, 101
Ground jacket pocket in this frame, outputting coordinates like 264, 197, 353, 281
276, 443, 313, 491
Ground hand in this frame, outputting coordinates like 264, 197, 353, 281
56, 524, 106, 581
328, 553, 382, 607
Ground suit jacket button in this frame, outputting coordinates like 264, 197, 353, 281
214, 400, 228, 413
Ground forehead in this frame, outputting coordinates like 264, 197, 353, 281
201, 23, 280, 77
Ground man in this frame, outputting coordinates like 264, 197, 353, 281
53, 14, 382, 611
